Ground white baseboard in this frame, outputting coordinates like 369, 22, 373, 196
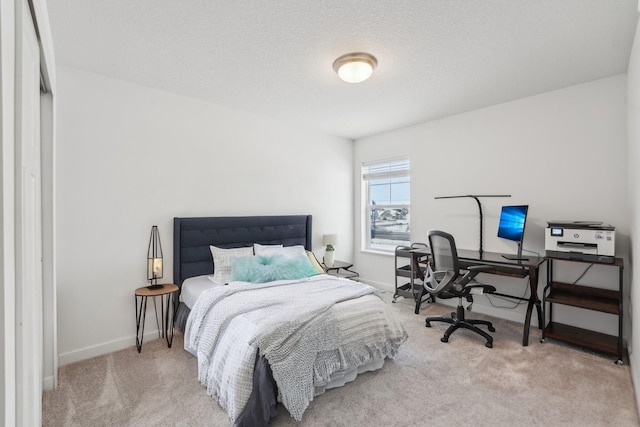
43, 375, 55, 391
362, 278, 535, 327
466, 299, 537, 326
58, 329, 162, 366
403, 297, 531, 323
630, 350, 640, 419
56, 283, 534, 367
57, 280, 394, 366
360, 278, 394, 293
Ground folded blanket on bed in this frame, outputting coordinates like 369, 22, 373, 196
185, 274, 407, 422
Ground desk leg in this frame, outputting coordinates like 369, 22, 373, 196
522, 267, 543, 346
531, 268, 543, 328
135, 295, 148, 353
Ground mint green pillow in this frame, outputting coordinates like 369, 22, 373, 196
232, 254, 319, 283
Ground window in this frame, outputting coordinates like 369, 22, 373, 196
362, 157, 410, 252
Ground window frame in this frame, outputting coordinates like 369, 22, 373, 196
362, 156, 411, 252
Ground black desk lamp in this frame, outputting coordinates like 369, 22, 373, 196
434, 194, 511, 256
147, 225, 163, 290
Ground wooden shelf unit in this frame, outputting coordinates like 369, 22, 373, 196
546, 282, 619, 314
543, 256, 623, 364
544, 322, 619, 356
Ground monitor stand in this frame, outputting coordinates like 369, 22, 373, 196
502, 241, 529, 261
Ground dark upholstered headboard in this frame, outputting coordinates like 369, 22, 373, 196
173, 215, 312, 286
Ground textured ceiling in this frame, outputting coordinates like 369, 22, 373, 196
48, 0, 639, 140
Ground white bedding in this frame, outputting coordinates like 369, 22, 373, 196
185, 275, 408, 422
180, 274, 222, 308
181, 274, 385, 394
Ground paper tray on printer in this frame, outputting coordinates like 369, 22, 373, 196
545, 249, 615, 264
547, 221, 614, 231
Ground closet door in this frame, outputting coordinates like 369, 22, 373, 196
15, 0, 43, 425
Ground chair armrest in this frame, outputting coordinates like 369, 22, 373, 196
457, 265, 491, 285
423, 269, 456, 295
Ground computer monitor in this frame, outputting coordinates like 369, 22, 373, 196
497, 205, 529, 260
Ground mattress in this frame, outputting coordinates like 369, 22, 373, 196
180, 274, 222, 309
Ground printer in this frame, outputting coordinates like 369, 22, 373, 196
545, 221, 615, 263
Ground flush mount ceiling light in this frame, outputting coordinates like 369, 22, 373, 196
332, 52, 378, 84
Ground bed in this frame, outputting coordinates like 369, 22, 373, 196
173, 215, 407, 426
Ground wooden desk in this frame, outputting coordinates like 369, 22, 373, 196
410, 248, 545, 346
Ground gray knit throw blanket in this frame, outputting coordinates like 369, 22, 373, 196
185, 275, 408, 422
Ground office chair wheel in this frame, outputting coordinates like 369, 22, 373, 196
441, 336, 449, 343
488, 326, 496, 332
425, 320, 432, 327
485, 341, 493, 348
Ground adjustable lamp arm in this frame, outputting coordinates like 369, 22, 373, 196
434, 194, 511, 255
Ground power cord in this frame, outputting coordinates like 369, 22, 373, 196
572, 263, 594, 284
482, 247, 538, 309
482, 262, 593, 309
484, 277, 530, 309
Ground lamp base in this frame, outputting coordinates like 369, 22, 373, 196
147, 284, 163, 290
324, 250, 335, 268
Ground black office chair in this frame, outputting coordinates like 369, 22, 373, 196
422, 230, 497, 348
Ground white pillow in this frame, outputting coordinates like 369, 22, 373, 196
253, 243, 283, 255
210, 245, 254, 283
254, 244, 307, 259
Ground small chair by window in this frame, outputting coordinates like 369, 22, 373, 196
421, 229, 497, 348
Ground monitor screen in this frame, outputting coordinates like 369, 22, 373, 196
497, 205, 528, 242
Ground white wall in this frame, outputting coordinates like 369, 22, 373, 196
627, 17, 640, 417
56, 67, 353, 364
354, 76, 629, 335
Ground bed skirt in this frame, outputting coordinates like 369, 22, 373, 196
175, 301, 191, 332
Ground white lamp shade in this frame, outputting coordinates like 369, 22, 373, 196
323, 234, 338, 246
147, 257, 163, 279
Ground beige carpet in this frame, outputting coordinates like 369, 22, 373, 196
43, 295, 640, 426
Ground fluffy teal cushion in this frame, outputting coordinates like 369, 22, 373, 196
232, 254, 320, 283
